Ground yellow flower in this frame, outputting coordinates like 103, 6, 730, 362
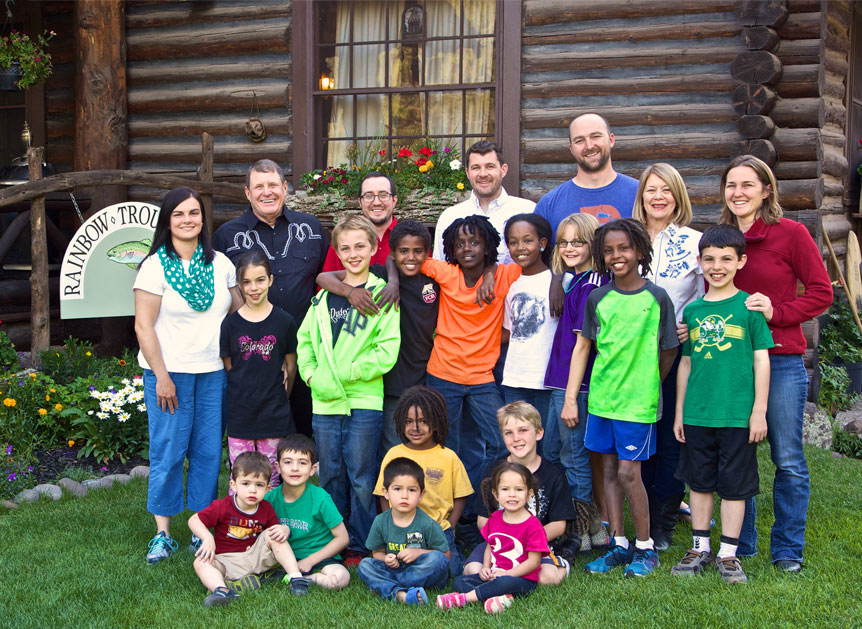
426, 160, 434, 169
418, 164, 428, 173
457, 182, 465, 190
54, 403, 63, 411
38, 408, 48, 416
50, 388, 56, 393
45, 395, 50, 401
30, 373, 37, 378
3, 398, 16, 407
85, 351, 92, 357
67, 439, 75, 447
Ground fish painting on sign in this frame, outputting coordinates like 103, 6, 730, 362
107, 239, 152, 268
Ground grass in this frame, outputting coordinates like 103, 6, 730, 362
0, 446, 860, 629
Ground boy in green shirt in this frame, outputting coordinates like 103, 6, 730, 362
672, 224, 773, 584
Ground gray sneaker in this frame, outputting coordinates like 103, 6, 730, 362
715, 556, 748, 584
146, 531, 178, 564
671, 549, 714, 577
203, 586, 239, 607
188, 534, 203, 554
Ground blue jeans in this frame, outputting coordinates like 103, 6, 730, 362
738, 354, 809, 562
379, 394, 401, 463
551, 389, 592, 502
312, 409, 382, 551
357, 551, 449, 600
641, 356, 684, 501
443, 526, 463, 579
453, 573, 537, 601
502, 386, 558, 465
143, 369, 225, 516
426, 374, 506, 513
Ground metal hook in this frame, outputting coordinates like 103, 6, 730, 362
5, 0, 14, 20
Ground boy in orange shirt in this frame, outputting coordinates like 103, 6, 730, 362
422, 215, 521, 513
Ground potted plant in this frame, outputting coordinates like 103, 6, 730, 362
818, 299, 862, 394
0, 28, 55, 90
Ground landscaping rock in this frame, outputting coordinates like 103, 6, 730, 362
33, 484, 63, 501
82, 477, 113, 490
14, 489, 39, 504
835, 397, 862, 431
130, 466, 150, 479
832, 452, 845, 458
57, 478, 88, 497
842, 418, 862, 434
2, 500, 19, 509
802, 403, 833, 450
104, 473, 132, 485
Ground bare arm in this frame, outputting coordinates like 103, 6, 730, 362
476, 515, 489, 531
297, 522, 349, 572
229, 285, 243, 313
476, 264, 497, 306
222, 356, 232, 371
187, 513, 216, 562
543, 520, 566, 543
448, 497, 467, 529
749, 349, 770, 443
561, 334, 592, 427
673, 355, 692, 443
549, 272, 564, 318
659, 347, 678, 382
316, 269, 379, 316
500, 551, 542, 578
134, 289, 177, 413
377, 496, 389, 513
283, 353, 297, 396
374, 255, 401, 312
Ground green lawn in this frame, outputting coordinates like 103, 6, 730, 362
1, 446, 859, 629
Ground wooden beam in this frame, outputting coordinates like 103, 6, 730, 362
775, 39, 824, 65
199, 133, 214, 237
128, 140, 291, 164
128, 60, 291, 86
522, 44, 742, 73
127, 21, 289, 61
522, 103, 737, 130
772, 127, 822, 161
734, 0, 788, 28
522, 19, 740, 46
125, 82, 288, 114
521, 73, 734, 99
732, 139, 778, 165
29, 147, 50, 357
730, 50, 783, 84
736, 115, 776, 139
732, 83, 777, 115
774, 161, 821, 179
126, 2, 291, 28
523, 0, 734, 25
770, 97, 826, 128
775, 64, 823, 98
777, 12, 823, 39
128, 115, 292, 139
742, 26, 779, 51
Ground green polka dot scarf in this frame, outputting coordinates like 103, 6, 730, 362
157, 244, 215, 312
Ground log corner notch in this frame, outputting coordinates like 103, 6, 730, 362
730, 0, 788, 166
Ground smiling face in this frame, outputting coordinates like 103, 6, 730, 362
466, 150, 508, 201
724, 165, 770, 227
276, 449, 317, 488
391, 234, 428, 277
699, 246, 747, 291
501, 416, 543, 461
169, 196, 203, 245
239, 264, 273, 306
359, 176, 397, 228
230, 472, 269, 511
641, 173, 677, 227
335, 228, 377, 276
453, 226, 487, 272
402, 405, 435, 449
557, 223, 592, 272
383, 474, 424, 515
602, 229, 640, 281
569, 114, 614, 174
492, 470, 531, 514
506, 221, 547, 275
245, 169, 287, 227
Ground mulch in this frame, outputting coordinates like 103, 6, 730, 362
28, 447, 148, 486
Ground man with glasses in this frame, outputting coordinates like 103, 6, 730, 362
321, 172, 399, 272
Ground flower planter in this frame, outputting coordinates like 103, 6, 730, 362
0, 62, 21, 91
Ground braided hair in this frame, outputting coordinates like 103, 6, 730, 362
592, 218, 652, 277
393, 385, 449, 448
440, 214, 500, 268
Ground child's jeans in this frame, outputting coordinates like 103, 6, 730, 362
227, 437, 282, 490
443, 527, 463, 578
551, 389, 592, 502
356, 551, 449, 600
312, 409, 382, 551
453, 573, 537, 601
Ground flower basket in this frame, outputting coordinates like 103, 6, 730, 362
0, 61, 20, 91
0, 29, 55, 89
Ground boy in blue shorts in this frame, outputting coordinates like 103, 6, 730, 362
563, 218, 679, 577
671, 224, 772, 584
265, 435, 351, 590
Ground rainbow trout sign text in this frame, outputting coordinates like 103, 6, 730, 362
60, 202, 160, 319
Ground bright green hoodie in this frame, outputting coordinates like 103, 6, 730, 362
296, 272, 400, 415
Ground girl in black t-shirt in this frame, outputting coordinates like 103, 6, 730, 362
220, 251, 298, 489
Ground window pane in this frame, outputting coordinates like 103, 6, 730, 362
466, 89, 494, 135
391, 93, 423, 137
349, 1, 403, 43
390, 42, 421, 88
424, 0, 459, 37
426, 90, 463, 137
463, 0, 495, 36
463, 37, 494, 83
425, 39, 460, 86
348, 44, 388, 88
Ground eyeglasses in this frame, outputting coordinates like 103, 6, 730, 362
558, 239, 589, 248
359, 192, 393, 202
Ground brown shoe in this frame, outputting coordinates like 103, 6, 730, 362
715, 556, 748, 584
671, 549, 714, 577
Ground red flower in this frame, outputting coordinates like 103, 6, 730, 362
397, 147, 412, 158
416, 157, 428, 166
340, 178, 348, 184
379, 149, 386, 157
418, 146, 433, 157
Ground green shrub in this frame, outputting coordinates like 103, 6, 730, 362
818, 362, 856, 416
0, 444, 37, 501
38, 337, 98, 382
833, 426, 862, 459
0, 330, 19, 374
818, 301, 862, 363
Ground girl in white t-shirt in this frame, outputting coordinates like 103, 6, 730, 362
134, 186, 242, 564
500, 213, 560, 464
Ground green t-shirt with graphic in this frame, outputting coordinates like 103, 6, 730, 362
265, 483, 343, 560
681, 290, 774, 428
365, 507, 448, 554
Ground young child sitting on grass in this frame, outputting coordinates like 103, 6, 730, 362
374, 385, 473, 578
672, 224, 772, 584
358, 457, 450, 605
265, 435, 351, 590
188, 451, 306, 607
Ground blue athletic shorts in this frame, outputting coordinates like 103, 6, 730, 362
584, 413, 656, 461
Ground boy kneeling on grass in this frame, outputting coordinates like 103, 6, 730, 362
188, 451, 307, 607
672, 225, 772, 584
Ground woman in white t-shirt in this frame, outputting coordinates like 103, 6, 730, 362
632, 163, 703, 552
134, 187, 242, 563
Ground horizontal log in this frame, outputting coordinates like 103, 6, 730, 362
732, 83, 777, 115
824, 98, 846, 127
772, 127, 822, 161
128, 60, 292, 86
730, 50, 783, 84
786, 0, 823, 11
0, 278, 61, 303
522, 19, 740, 46
736, 115, 775, 139
770, 97, 825, 128
521, 73, 734, 99
777, 12, 823, 39
523, 0, 734, 25
527, 164, 727, 181
775, 64, 823, 98
742, 26, 779, 51
128, 116, 292, 139
734, 0, 788, 28
521, 183, 721, 206
732, 139, 777, 165
128, 140, 291, 164
127, 20, 290, 61
773, 161, 820, 179
822, 213, 852, 241
125, 83, 288, 114
822, 150, 848, 179
126, 2, 291, 28
523, 44, 742, 73
776, 178, 824, 209
522, 132, 740, 164
521, 103, 737, 130
825, 50, 849, 77
824, 76, 845, 100
0, 170, 247, 209
775, 39, 823, 65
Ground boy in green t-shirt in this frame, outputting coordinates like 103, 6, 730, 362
264, 435, 351, 590
672, 224, 773, 584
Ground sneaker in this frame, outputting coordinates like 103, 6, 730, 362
774, 559, 802, 573
226, 574, 261, 595
288, 576, 311, 596
716, 556, 748, 584
559, 555, 571, 578
584, 541, 634, 574
484, 594, 513, 615
625, 547, 660, 578
342, 548, 366, 568
146, 531, 178, 564
203, 586, 239, 607
188, 534, 202, 554
671, 549, 714, 577
404, 587, 427, 605
436, 592, 467, 610
259, 567, 286, 585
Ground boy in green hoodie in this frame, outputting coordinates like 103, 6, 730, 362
297, 214, 401, 559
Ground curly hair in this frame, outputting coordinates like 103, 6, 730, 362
593, 218, 652, 277
389, 218, 432, 252
393, 385, 449, 447
440, 214, 500, 268
503, 213, 553, 268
